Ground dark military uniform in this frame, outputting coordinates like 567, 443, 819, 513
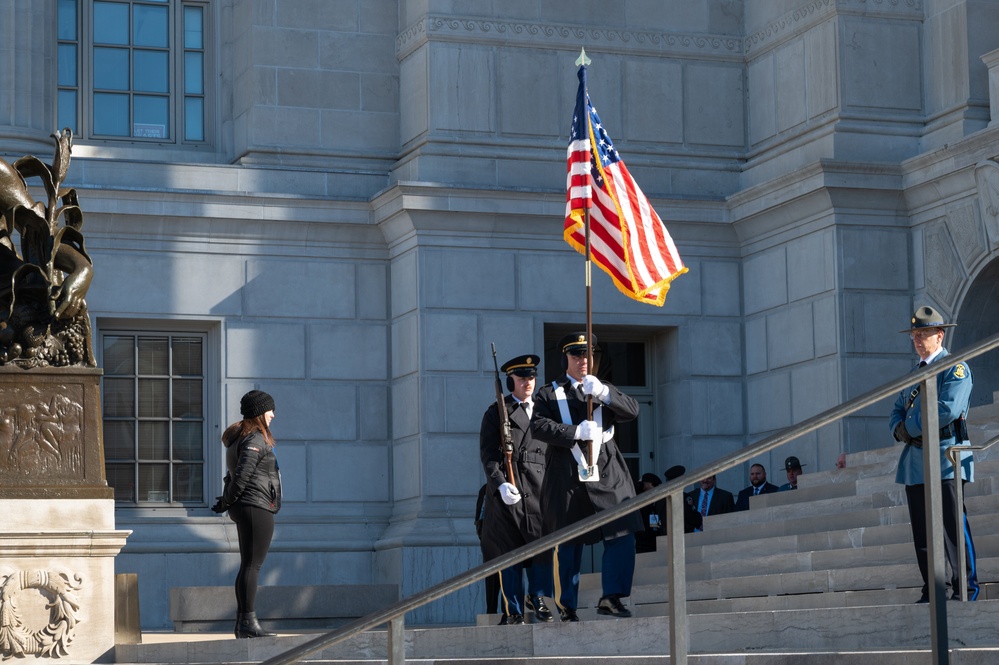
531, 332, 642, 619
479, 355, 553, 622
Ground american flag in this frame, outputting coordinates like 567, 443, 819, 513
565, 64, 686, 306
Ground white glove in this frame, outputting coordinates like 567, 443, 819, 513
582, 375, 610, 402
574, 420, 602, 442
499, 482, 521, 505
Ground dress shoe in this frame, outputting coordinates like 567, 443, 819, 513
914, 595, 929, 604
559, 607, 579, 623
597, 595, 632, 618
526, 595, 554, 623
507, 614, 525, 625
498, 614, 509, 625
234, 611, 275, 638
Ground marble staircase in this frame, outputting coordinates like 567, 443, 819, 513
114, 441, 999, 664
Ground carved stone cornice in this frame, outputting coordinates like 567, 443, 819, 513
745, 0, 922, 56
397, 15, 743, 62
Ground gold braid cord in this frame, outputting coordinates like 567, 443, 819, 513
0, 570, 82, 659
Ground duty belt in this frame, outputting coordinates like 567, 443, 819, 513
910, 418, 968, 446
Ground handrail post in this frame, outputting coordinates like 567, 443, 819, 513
921, 378, 949, 665
666, 493, 688, 665
388, 616, 405, 665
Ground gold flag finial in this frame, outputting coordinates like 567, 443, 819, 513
576, 48, 591, 67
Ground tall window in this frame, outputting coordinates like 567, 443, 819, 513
102, 332, 206, 504
58, 0, 209, 143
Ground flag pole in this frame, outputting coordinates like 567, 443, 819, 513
576, 48, 597, 476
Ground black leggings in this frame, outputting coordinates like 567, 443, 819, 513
229, 504, 275, 613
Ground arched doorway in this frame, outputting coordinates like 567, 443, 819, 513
952, 258, 999, 408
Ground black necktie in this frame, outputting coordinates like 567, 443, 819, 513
918, 361, 927, 368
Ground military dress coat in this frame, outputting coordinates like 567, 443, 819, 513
531, 375, 643, 544
890, 349, 974, 486
479, 395, 547, 561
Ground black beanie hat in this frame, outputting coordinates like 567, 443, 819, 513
240, 390, 275, 419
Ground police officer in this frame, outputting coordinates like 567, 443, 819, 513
478, 354, 555, 624
532, 332, 642, 620
890, 306, 979, 602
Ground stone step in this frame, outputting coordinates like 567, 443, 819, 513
115, 601, 999, 663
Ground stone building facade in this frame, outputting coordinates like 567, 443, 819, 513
2, 0, 998, 627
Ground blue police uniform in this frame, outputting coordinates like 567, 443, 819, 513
890, 344, 978, 600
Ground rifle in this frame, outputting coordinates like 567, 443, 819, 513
490, 343, 517, 490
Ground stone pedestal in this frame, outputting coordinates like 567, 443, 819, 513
0, 368, 130, 663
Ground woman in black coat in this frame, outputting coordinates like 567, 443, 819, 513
212, 390, 282, 639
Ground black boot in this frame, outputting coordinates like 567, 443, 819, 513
235, 611, 275, 638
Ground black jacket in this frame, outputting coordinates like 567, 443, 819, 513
479, 395, 547, 561
734, 482, 780, 511
531, 375, 643, 544
222, 430, 281, 513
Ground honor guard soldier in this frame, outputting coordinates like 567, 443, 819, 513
531, 332, 643, 620
890, 306, 979, 602
479, 354, 555, 625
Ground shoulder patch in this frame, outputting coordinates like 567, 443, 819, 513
954, 364, 967, 379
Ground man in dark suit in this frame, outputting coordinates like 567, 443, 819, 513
684, 475, 735, 530
532, 332, 642, 620
479, 354, 554, 625
735, 463, 780, 511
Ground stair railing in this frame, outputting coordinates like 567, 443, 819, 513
947, 433, 999, 602
260, 330, 999, 665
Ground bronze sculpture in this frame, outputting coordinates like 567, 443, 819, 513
0, 129, 95, 367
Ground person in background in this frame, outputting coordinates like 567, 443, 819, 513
735, 463, 779, 511
779, 456, 805, 491
211, 390, 282, 639
661, 465, 702, 534
890, 306, 978, 602
684, 475, 734, 531
634, 473, 663, 554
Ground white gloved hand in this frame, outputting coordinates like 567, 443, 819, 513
574, 420, 602, 441
582, 375, 610, 402
499, 482, 522, 505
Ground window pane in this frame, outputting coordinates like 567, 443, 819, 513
174, 422, 203, 461
173, 379, 203, 418
137, 337, 168, 374
104, 420, 135, 459
94, 47, 129, 90
58, 44, 78, 86
138, 421, 169, 459
104, 335, 135, 375
58, 90, 78, 133
138, 464, 170, 502
138, 378, 169, 417
104, 377, 135, 417
184, 52, 203, 94
172, 338, 202, 375
184, 97, 204, 141
107, 464, 136, 502
134, 4, 168, 47
184, 6, 203, 49
173, 463, 203, 502
94, 2, 129, 45
134, 49, 168, 93
58, 0, 78, 40
133, 95, 169, 139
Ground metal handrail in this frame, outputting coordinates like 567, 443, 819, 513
261, 330, 999, 665
947, 433, 999, 602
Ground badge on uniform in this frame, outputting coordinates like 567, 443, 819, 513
955, 364, 966, 379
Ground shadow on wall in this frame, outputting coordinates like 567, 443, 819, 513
953, 256, 999, 408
